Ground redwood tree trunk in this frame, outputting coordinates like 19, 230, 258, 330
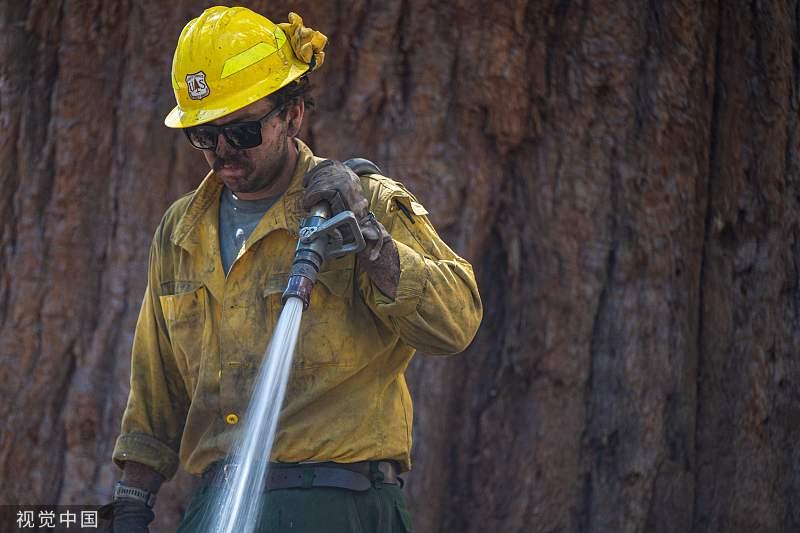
1, 1, 798, 532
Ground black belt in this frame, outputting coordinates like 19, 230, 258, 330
202, 460, 401, 492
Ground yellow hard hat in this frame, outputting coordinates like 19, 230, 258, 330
164, 7, 327, 128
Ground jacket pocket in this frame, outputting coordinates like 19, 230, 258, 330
159, 282, 206, 392
263, 263, 368, 369
297, 265, 356, 369
159, 282, 205, 323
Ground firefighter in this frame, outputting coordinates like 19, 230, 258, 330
106, 7, 482, 532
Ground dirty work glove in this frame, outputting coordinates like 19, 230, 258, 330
359, 212, 393, 262
302, 159, 368, 218
98, 499, 154, 533
302, 159, 392, 260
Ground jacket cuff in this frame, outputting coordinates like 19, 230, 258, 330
370, 240, 429, 316
112, 433, 180, 480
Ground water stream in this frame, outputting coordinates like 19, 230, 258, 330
201, 296, 305, 533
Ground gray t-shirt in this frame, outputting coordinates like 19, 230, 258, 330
219, 187, 279, 274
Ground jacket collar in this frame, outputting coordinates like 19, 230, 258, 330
170, 138, 320, 254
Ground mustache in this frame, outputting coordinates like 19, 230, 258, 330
213, 156, 251, 173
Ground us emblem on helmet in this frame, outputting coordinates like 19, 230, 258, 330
186, 71, 210, 100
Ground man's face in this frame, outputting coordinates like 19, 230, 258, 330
201, 98, 301, 196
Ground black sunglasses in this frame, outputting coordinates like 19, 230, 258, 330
184, 104, 285, 150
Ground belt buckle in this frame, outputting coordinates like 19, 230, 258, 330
223, 463, 238, 481
378, 462, 391, 478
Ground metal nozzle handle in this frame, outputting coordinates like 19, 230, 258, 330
300, 210, 366, 259
282, 202, 365, 308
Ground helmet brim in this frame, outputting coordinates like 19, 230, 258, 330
164, 61, 309, 128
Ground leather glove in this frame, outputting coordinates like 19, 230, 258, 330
278, 12, 327, 70
302, 160, 391, 261
302, 159, 368, 218
98, 500, 154, 533
359, 212, 392, 262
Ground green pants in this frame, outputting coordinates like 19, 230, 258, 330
175, 471, 413, 532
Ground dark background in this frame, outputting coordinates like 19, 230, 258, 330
2, 1, 800, 532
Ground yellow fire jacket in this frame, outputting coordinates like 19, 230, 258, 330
112, 139, 482, 479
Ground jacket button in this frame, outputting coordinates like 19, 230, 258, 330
225, 413, 239, 425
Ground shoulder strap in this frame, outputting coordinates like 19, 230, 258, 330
343, 157, 382, 176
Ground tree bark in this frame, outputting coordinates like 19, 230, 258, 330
1, 1, 798, 532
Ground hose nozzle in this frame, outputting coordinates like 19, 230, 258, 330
281, 203, 365, 309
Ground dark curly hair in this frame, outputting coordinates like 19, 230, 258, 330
268, 75, 314, 118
